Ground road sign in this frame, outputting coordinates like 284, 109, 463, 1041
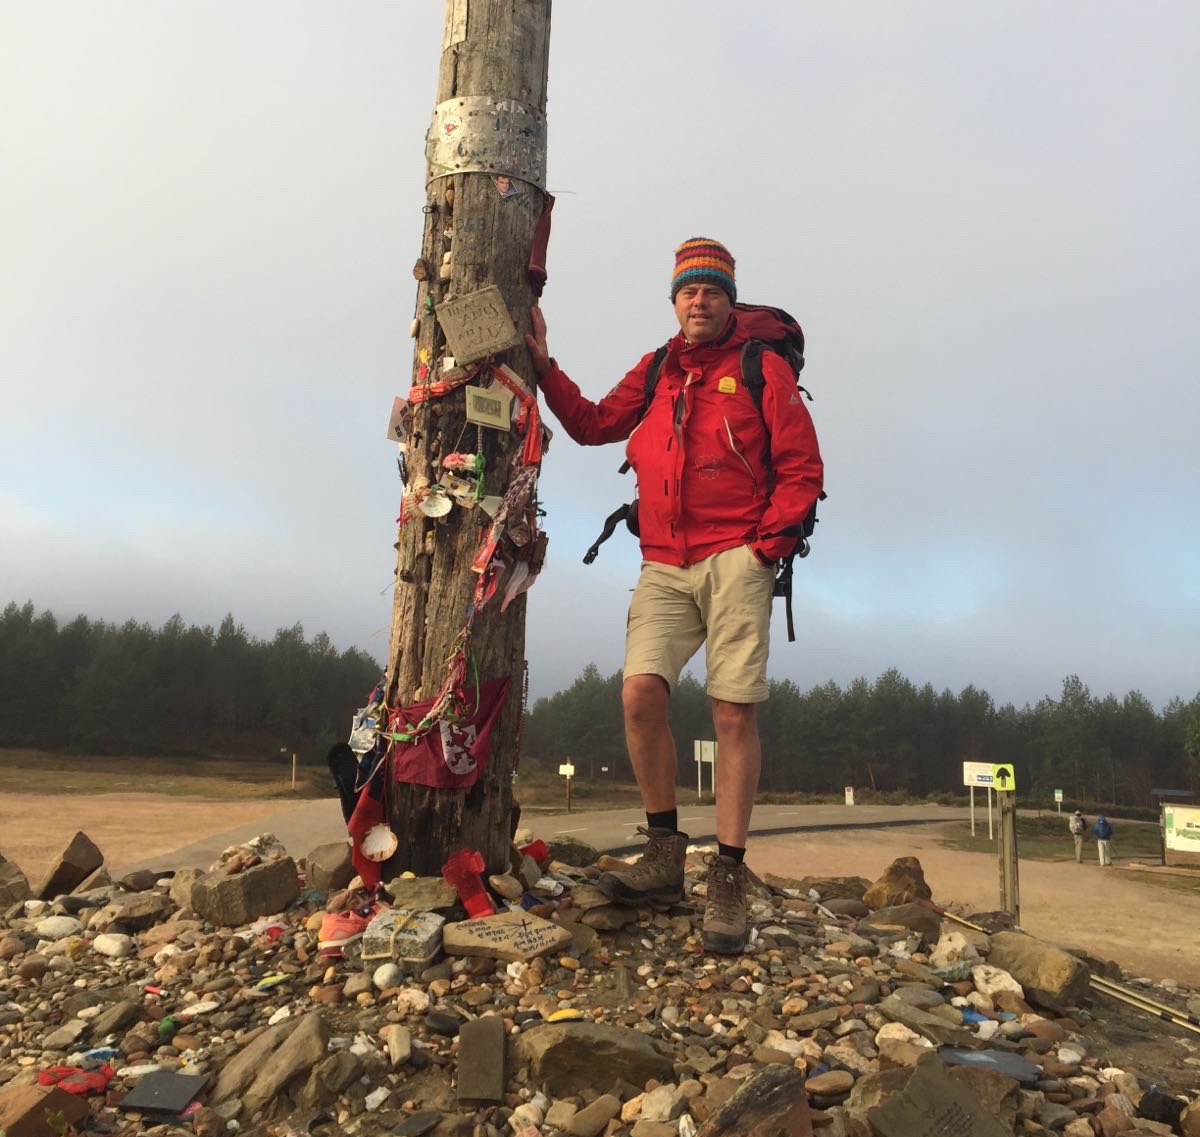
1054, 788, 1063, 803
558, 763, 574, 777
992, 763, 1016, 792
962, 760, 994, 788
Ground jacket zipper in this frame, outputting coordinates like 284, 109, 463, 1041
723, 418, 758, 494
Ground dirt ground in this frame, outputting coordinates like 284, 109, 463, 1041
5, 794, 1200, 990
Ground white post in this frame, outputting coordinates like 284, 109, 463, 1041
970, 786, 976, 837
695, 739, 702, 800
987, 786, 994, 840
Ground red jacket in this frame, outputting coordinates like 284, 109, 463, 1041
539, 315, 824, 567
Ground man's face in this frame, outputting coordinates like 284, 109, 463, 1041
673, 283, 732, 344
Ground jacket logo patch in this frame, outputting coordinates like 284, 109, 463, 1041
718, 376, 737, 394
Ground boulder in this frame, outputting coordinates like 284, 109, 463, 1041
382, 875, 459, 912
513, 1022, 673, 1097
864, 902, 941, 944
987, 930, 1090, 1005
0, 852, 31, 907
694, 1064, 813, 1136
241, 1010, 330, 1118
763, 873, 871, 901
190, 857, 300, 928
34, 831, 103, 900
546, 835, 601, 867
304, 842, 354, 892
863, 857, 932, 909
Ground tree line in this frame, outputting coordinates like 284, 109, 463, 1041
5, 598, 1198, 806
0, 601, 382, 758
524, 664, 1200, 808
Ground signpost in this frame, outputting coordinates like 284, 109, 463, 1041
1054, 788, 1063, 811
558, 763, 575, 812
962, 760, 995, 838
694, 740, 716, 801
992, 763, 1019, 921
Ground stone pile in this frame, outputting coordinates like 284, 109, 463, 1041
1, 834, 1199, 1137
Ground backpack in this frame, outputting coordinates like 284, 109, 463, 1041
583, 303, 825, 642
1069, 814, 1086, 835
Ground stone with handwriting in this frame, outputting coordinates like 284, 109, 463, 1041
442, 909, 572, 962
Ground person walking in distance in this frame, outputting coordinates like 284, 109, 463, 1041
1093, 813, 1115, 866
1068, 809, 1087, 863
526, 238, 825, 953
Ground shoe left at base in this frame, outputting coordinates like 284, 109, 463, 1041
702, 854, 749, 954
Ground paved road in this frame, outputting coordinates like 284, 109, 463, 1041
118, 800, 972, 874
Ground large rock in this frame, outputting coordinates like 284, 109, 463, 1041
305, 842, 354, 892
0, 1083, 90, 1137
763, 873, 871, 901
0, 852, 31, 907
190, 857, 300, 927
694, 1065, 813, 1136
546, 835, 600, 867
382, 875, 459, 911
211, 1019, 298, 1103
868, 1052, 1010, 1137
986, 930, 1090, 1005
864, 902, 941, 944
863, 857, 932, 909
34, 831, 103, 900
90, 889, 172, 933
513, 1022, 674, 1097
241, 1010, 330, 1118
876, 995, 976, 1048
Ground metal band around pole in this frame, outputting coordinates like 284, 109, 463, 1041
426, 95, 547, 188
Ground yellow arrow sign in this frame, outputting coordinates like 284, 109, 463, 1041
992, 763, 1016, 792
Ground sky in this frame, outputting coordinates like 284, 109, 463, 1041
3, 3, 1198, 713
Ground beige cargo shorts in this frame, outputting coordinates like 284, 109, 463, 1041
623, 544, 775, 704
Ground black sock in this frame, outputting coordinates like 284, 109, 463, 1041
718, 843, 745, 863
646, 809, 679, 834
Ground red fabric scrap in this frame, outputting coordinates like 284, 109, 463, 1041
391, 677, 511, 790
38, 1063, 115, 1095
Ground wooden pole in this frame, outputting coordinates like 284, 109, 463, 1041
382, 0, 552, 877
997, 789, 1019, 921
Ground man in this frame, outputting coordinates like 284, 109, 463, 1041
1093, 814, 1114, 866
526, 238, 824, 953
1068, 809, 1087, 863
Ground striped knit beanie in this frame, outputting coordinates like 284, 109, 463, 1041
670, 237, 736, 302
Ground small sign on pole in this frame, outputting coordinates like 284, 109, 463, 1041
962, 761, 996, 838
558, 762, 575, 812
844, 786, 855, 806
1054, 787, 1063, 812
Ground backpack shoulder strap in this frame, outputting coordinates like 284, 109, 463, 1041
643, 343, 669, 416
739, 340, 767, 413
618, 343, 670, 475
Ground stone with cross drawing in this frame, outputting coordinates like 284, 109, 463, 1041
868, 1051, 1011, 1137
442, 909, 572, 962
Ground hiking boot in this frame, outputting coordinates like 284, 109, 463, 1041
702, 855, 749, 954
596, 826, 687, 905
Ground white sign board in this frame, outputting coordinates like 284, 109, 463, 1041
1054, 788, 1063, 803
844, 786, 855, 806
558, 763, 574, 777
694, 740, 716, 797
962, 760, 994, 788
1164, 805, 1200, 854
